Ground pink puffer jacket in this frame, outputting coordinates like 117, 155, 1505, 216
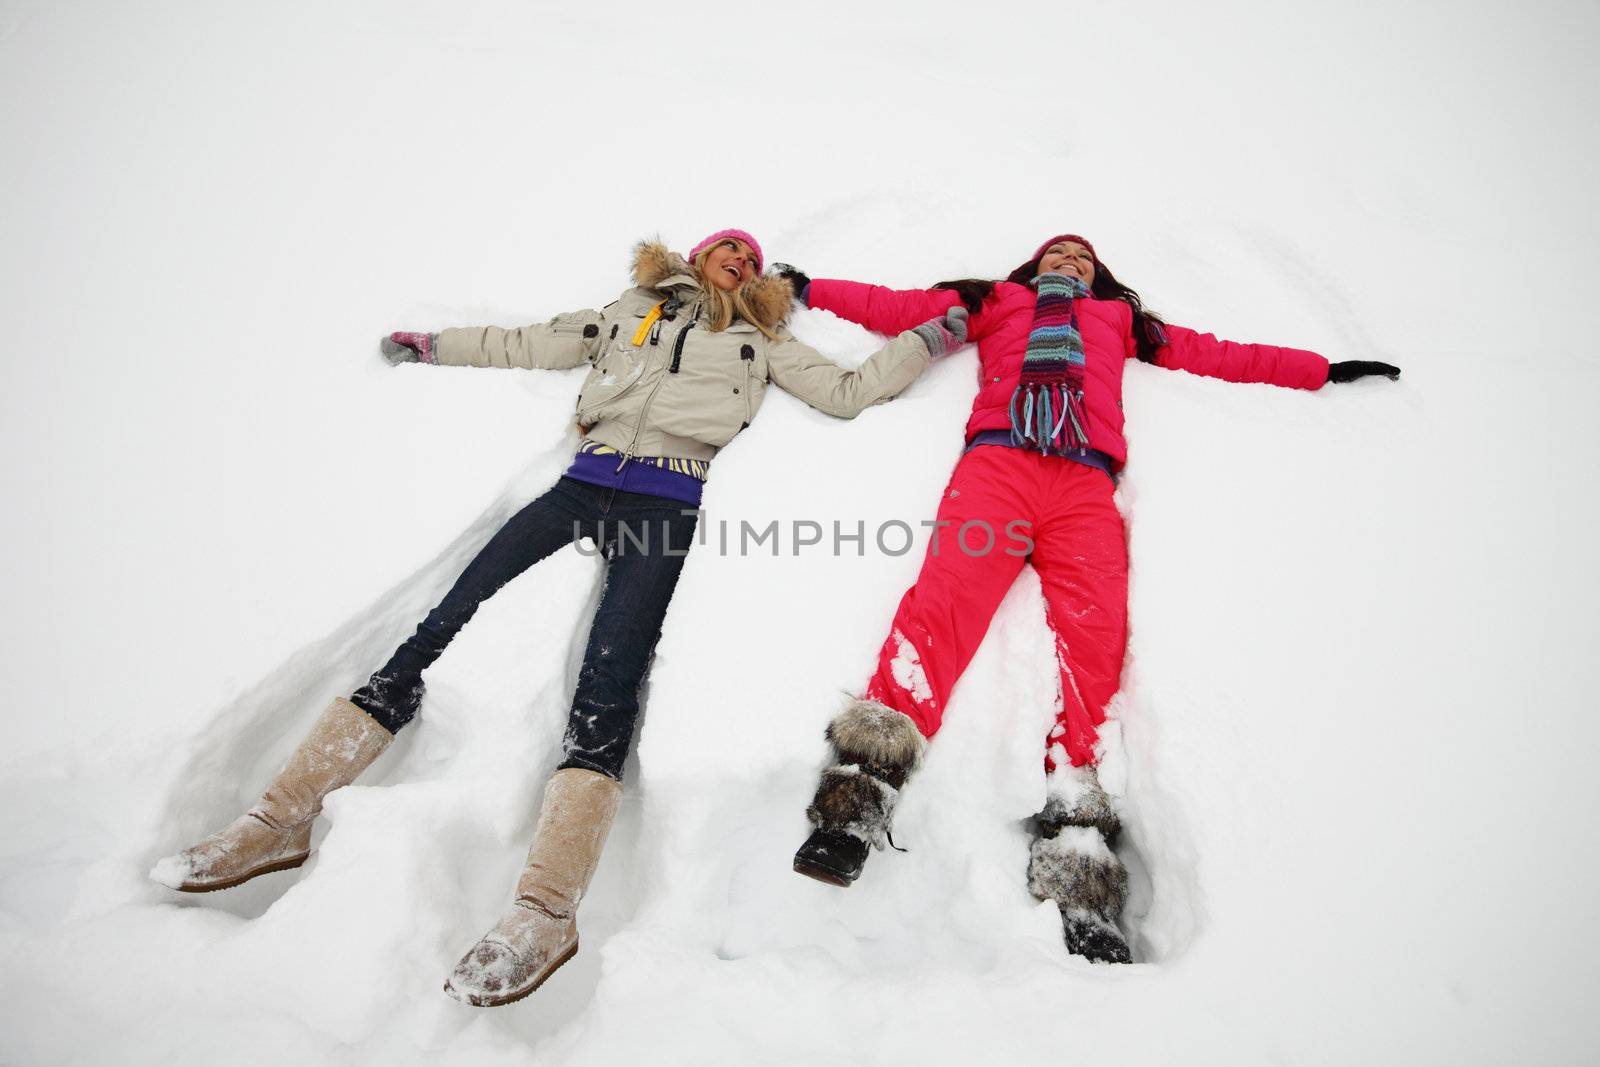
807, 278, 1329, 469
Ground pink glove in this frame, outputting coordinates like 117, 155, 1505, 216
381, 331, 436, 365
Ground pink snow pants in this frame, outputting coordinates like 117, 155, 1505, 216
864, 446, 1129, 770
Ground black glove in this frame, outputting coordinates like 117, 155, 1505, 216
1326, 360, 1400, 383
772, 263, 811, 304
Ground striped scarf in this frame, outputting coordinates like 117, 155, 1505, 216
1009, 272, 1092, 453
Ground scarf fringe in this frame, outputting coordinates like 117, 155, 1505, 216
1009, 383, 1090, 452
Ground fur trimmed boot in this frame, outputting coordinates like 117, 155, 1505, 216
150, 697, 394, 892
1026, 762, 1132, 964
444, 767, 622, 1007
793, 699, 926, 887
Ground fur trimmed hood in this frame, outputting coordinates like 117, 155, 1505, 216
631, 239, 793, 332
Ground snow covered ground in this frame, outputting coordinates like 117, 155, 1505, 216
3, 0, 1598, 1063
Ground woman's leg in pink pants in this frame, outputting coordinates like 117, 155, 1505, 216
1031, 463, 1129, 770
864, 447, 1032, 738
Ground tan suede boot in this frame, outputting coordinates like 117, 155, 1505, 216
443, 767, 623, 1007
150, 697, 393, 893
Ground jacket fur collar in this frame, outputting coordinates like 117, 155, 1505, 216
631, 239, 793, 332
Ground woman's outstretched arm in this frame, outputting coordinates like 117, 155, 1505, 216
381, 308, 609, 371
767, 308, 967, 419
802, 276, 964, 337
1149, 323, 1332, 390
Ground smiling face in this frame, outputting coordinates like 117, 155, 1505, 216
1037, 240, 1096, 286
701, 238, 758, 292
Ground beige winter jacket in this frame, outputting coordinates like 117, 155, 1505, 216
431, 241, 934, 463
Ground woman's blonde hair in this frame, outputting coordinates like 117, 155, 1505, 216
690, 245, 782, 342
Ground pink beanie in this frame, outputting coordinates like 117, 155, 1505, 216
1007, 233, 1101, 285
687, 229, 764, 271
1028, 232, 1097, 263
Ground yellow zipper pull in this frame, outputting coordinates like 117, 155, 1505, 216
631, 300, 666, 346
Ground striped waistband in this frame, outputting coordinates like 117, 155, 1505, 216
575, 439, 710, 481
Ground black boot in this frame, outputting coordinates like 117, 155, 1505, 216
1061, 910, 1132, 964
793, 828, 871, 887
1027, 764, 1132, 964
793, 700, 925, 887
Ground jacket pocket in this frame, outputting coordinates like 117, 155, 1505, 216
576, 316, 653, 418
541, 310, 604, 368
741, 341, 769, 429
576, 360, 651, 422
649, 336, 753, 448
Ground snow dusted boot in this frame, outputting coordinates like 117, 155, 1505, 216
444, 767, 622, 1007
1027, 762, 1132, 964
150, 697, 394, 893
793, 699, 926, 887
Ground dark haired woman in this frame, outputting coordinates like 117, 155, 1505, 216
778, 235, 1399, 964
150, 230, 968, 1006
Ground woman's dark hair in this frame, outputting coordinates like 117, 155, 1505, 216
934, 254, 1169, 364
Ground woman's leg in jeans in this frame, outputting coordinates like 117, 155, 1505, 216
352, 479, 598, 732
558, 497, 698, 781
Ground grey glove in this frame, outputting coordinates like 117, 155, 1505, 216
380, 331, 436, 365
910, 306, 969, 358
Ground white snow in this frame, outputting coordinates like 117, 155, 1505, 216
4, 0, 1599, 1064
1043, 761, 1103, 813
887, 628, 935, 706
1035, 824, 1114, 865
147, 854, 193, 891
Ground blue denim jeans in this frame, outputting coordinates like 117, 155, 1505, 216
352, 477, 699, 781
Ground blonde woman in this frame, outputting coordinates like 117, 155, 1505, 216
152, 230, 968, 1006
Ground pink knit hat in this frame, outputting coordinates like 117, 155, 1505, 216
687, 229, 764, 271
1007, 233, 1099, 285
1029, 232, 1097, 262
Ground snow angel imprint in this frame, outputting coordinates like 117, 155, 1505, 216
777, 234, 1400, 963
